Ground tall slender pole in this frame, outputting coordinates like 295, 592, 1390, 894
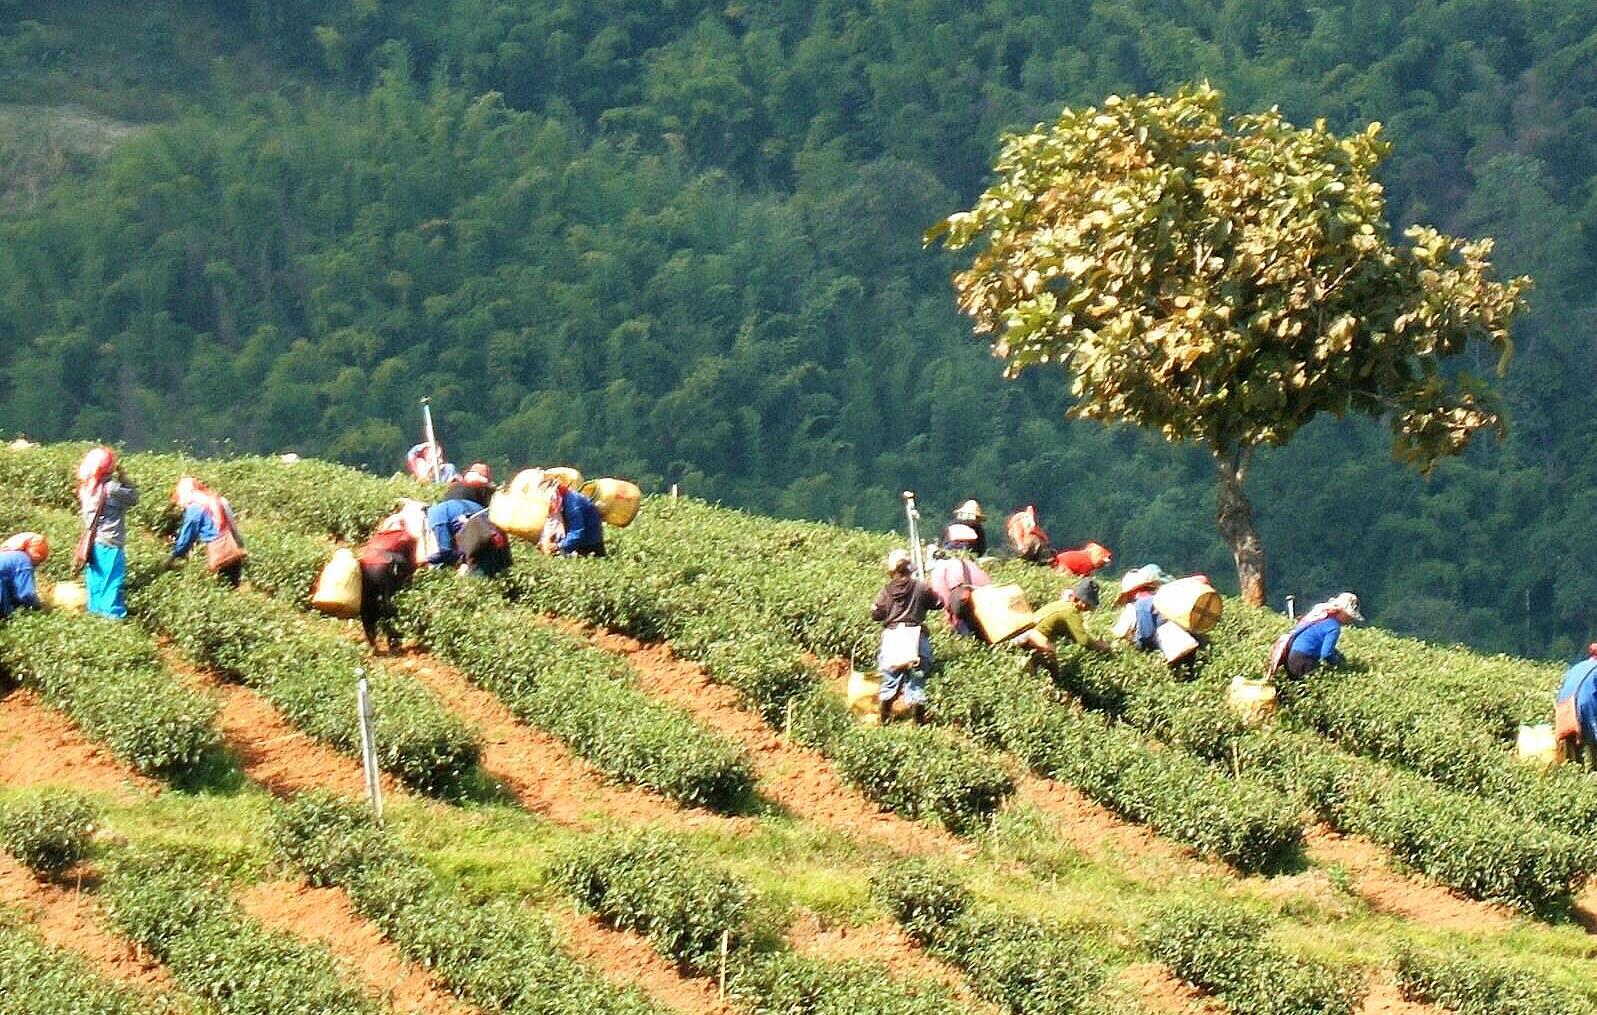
357, 671, 384, 824
902, 491, 924, 578
420, 397, 440, 484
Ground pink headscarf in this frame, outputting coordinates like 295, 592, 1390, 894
76, 446, 116, 512
174, 476, 230, 530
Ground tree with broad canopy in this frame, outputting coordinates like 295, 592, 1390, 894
932, 84, 1530, 605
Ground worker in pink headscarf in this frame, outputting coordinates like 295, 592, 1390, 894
75, 446, 139, 619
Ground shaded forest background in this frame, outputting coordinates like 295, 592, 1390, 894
1, 0, 1594, 656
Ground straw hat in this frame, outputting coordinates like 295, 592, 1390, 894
1327, 592, 1364, 622
1115, 565, 1164, 604
953, 500, 985, 522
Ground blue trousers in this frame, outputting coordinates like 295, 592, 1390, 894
85, 544, 127, 619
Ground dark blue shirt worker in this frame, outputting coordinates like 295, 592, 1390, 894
0, 533, 48, 620
1283, 592, 1363, 678
1116, 565, 1165, 651
555, 488, 606, 557
1557, 645, 1597, 769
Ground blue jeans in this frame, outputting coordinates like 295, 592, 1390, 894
86, 543, 127, 619
878, 629, 932, 706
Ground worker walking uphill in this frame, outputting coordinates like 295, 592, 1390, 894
427, 496, 511, 578
358, 520, 418, 654
166, 476, 246, 586
1268, 592, 1364, 679
870, 549, 942, 724
0, 533, 48, 620
76, 447, 138, 619
942, 501, 988, 556
543, 481, 605, 558
1556, 644, 1597, 770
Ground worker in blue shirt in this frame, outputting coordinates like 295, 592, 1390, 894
0, 532, 48, 620
1282, 592, 1363, 678
166, 476, 245, 586
1115, 565, 1165, 651
1556, 644, 1597, 770
544, 485, 606, 557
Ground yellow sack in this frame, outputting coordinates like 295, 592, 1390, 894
580, 478, 642, 527
1153, 575, 1224, 634
1517, 723, 1563, 767
49, 581, 87, 613
543, 466, 583, 489
489, 489, 550, 541
507, 468, 546, 498
971, 584, 1035, 643
847, 670, 883, 720
1227, 676, 1278, 728
312, 548, 363, 619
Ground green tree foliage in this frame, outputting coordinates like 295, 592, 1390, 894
1, 0, 1596, 654
935, 84, 1529, 603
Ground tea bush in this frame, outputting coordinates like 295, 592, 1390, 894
934, 652, 1302, 872
269, 793, 679, 1015
0, 791, 97, 876
553, 829, 753, 973
131, 566, 481, 795
872, 861, 1108, 1015
728, 951, 961, 1015
0, 609, 219, 778
0, 919, 172, 1015
1145, 901, 1361, 1015
101, 848, 381, 1015
829, 724, 1015, 836
1395, 949, 1595, 1015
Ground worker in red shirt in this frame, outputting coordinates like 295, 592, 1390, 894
1052, 541, 1113, 577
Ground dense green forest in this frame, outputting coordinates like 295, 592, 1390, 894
1, 0, 1595, 656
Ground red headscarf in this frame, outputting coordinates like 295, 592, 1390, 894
76, 446, 117, 513
1, 532, 48, 565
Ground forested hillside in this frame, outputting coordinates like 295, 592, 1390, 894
2, 1, 1595, 656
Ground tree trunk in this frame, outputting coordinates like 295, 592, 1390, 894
1213, 447, 1267, 606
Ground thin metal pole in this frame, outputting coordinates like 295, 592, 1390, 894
902, 491, 924, 578
1285, 595, 1296, 621
357, 671, 384, 823
420, 397, 440, 484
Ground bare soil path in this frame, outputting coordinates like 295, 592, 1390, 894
552, 907, 738, 1015
385, 649, 737, 832
0, 856, 174, 994
240, 880, 470, 1015
1303, 826, 1513, 934
0, 689, 156, 800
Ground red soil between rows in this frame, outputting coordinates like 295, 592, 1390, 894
786, 911, 1002, 1012
553, 907, 738, 1015
1302, 826, 1513, 934
575, 624, 967, 856
239, 880, 469, 1015
384, 648, 741, 832
0, 689, 156, 801
159, 645, 400, 801
0, 856, 173, 994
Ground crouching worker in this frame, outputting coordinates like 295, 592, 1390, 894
542, 482, 605, 558
358, 521, 417, 654
1267, 592, 1363, 679
442, 463, 495, 508
1114, 565, 1166, 653
0, 533, 48, 620
1555, 644, 1597, 770
1025, 579, 1109, 654
929, 551, 990, 637
871, 549, 941, 725
165, 477, 246, 586
427, 497, 511, 578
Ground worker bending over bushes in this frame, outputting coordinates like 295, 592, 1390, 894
871, 549, 941, 725
358, 519, 419, 654
0, 533, 47, 619
1556, 644, 1597, 770
1025, 579, 1108, 654
542, 480, 606, 557
1268, 593, 1364, 679
165, 476, 246, 586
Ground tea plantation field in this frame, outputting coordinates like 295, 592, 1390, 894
0, 443, 1595, 1015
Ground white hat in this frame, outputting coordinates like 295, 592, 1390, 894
945, 523, 979, 544
954, 500, 985, 522
885, 549, 913, 574
1116, 564, 1165, 603
1327, 592, 1364, 622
